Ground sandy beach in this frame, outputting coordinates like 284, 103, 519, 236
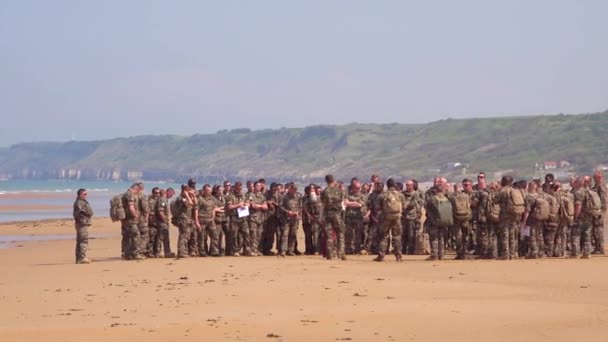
1, 216, 608, 342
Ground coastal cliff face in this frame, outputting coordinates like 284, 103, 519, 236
1, 112, 607, 182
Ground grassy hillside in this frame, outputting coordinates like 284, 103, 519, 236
1, 111, 607, 181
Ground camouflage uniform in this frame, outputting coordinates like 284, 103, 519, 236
73, 197, 93, 263
279, 192, 302, 255
402, 190, 421, 255
365, 190, 383, 254
542, 192, 559, 257
137, 194, 151, 256
154, 195, 173, 257
494, 186, 522, 259
321, 186, 345, 259
146, 195, 158, 256
121, 189, 142, 259
175, 195, 195, 258
449, 192, 473, 259
591, 181, 606, 254
425, 187, 449, 260
345, 190, 367, 254
263, 190, 282, 255
213, 194, 229, 256
377, 188, 407, 260
246, 191, 266, 254
524, 192, 545, 258
196, 194, 220, 256
474, 189, 493, 257
572, 188, 592, 258
302, 193, 322, 254
226, 192, 252, 256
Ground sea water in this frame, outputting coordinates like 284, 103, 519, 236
0, 180, 180, 222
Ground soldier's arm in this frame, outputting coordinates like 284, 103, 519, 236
129, 203, 138, 218
157, 201, 167, 222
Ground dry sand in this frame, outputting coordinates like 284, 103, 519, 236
1, 217, 608, 342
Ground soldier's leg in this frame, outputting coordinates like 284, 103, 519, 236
239, 220, 252, 255
121, 223, 127, 258
279, 222, 289, 256
197, 226, 206, 256
336, 215, 346, 258
75, 224, 89, 263
581, 222, 592, 258
392, 219, 403, 260
127, 222, 142, 258
508, 220, 518, 259
375, 223, 389, 259
311, 222, 321, 255
148, 225, 157, 256
400, 217, 408, 254
325, 217, 337, 259
139, 223, 150, 256
177, 221, 191, 258
487, 222, 497, 259
428, 225, 439, 259
158, 223, 172, 257
353, 219, 365, 254
344, 217, 354, 254
543, 224, 556, 257
451, 222, 465, 259
287, 221, 298, 254
570, 222, 581, 257
592, 215, 604, 254
497, 222, 509, 259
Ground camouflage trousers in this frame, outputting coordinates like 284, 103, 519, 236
153, 222, 172, 256
364, 220, 381, 253
216, 220, 230, 255
482, 221, 498, 258
177, 219, 193, 257
75, 223, 89, 262
543, 222, 558, 257
231, 218, 252, 255
121, 220, 141, 258
527, 221, 544, 258
138, 220, 150, 256
450, 219, 470, 259
377, 216, 402, 258
571, 221, 591, 258
248, 219, 264, 254
497, 218, 518, 259
303, 220, 322, 254
262, 216, 279, 254
553, 220, 569, 257
197, 219, 220, 256
324, 211, 345, 259
591, 214, 605, 254
147, 222, 158, 256
428, 225, 447, 259
403, 219, 419, 255
345, 216, 365, 254
280, 218, 300, 254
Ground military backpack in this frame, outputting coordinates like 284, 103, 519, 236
531, 195, 550, 221
383, 190, 403, 219
429, 193, 453, 228
109, 194, 126, 222
452, 192, 472, 222
584, 189, 602, 218
506, 187, 525, 216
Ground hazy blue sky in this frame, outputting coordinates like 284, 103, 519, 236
1, 0, 607, 146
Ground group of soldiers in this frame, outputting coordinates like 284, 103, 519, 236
109, 170, 606, 263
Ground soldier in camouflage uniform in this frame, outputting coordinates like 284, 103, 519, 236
225, 182, 253, 256
344, 179, 368, 255
303, 185, 323, 255
186, 179, 200, 256
247, 181, 267, 256
473, 173, 491, 258
212, 185, 229, 256
121, 183, 144, 260
321, 174, 346, 260
263, 183, 282, 255
146, 187, 160, 257
425, 178, 450, 260
175, 185, 197, 258
402, 180, 421, 255
592, 171, 606, 254
571, 177, 592, 258
374, 178, 407, 262
363, 181, 384, 255
136, 183, 151, 257
493, 176, 523, 260
521, 181, 545, 259
196, 184, 222, 257
278, 184, 302, 256
73, 188, 94, 264
449, 179, 474, 260
154, 188, 175, 258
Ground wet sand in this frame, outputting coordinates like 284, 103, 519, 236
1, 217, 608, 342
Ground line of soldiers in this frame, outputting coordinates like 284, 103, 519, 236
115, 170, 606, 262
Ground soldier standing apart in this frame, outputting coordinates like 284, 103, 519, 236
374, 178, 406, 262
592, 171, 606, 254
321, 174, 346, 260
73, 188, 94, 264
